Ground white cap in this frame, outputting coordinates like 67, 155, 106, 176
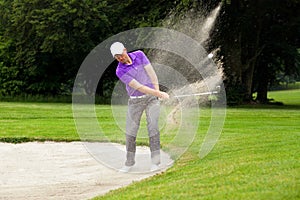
110, 42, 125, 57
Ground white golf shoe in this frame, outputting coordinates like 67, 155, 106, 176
150, 164, 160, 172
119, 165, 132, 173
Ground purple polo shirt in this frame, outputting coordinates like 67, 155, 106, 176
116, 50, 154, 96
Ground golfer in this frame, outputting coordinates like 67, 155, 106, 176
110, 42, 169, 172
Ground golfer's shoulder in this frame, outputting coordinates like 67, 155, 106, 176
131, 50, 146, 57
116, 63, 125, 76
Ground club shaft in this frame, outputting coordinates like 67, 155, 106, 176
174, 91, 218, 98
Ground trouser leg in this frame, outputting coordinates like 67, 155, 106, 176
146, 97, 161, 165
125, 98, 145, 166
149, 134, 160, 165
125, 134, 136, 166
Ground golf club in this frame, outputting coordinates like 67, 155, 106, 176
173, 86, 220, 98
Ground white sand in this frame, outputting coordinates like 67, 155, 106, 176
0, 142, 173, 200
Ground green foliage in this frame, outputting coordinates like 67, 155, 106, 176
0, 64, 24, 95
0, 35, 23, 95
0, 0, 179, 99
224, 81, 245, 105
0, 0, 110, 96
106, 0, 177, 31
252, 0, 300, 102
210, 0, 300, 104
0, 0, 299, 105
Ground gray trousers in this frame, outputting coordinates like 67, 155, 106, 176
125, 95, 160, 166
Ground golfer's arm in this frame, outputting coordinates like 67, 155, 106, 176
128, 79, 161, 97
144, 64, 159, 91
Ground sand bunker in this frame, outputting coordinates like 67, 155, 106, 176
0, 142, 173, 200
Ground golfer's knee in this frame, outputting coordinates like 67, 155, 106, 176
148, 128, 159, 137
126, 125, 139, 137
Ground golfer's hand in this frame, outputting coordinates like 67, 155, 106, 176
159, 91, 169, 100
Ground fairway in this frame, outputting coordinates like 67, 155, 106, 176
0, 89, 299, 199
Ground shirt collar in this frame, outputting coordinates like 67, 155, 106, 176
119, 52, 136, 67
128, 52, 136, 63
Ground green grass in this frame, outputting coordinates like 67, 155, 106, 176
0, 90, 299, 199
268, 89, 300, 106
93, 90, 299, 200
0, 102, 79, 142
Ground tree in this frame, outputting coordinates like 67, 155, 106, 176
0, 0, 179, 97
254, 0, 300, 103
0, 0, 110, 95
213, 0, 300, 104
213, 0, 267, 103
1, 0, 298, 104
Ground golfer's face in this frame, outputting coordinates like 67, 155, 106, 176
115, 50, 129, 64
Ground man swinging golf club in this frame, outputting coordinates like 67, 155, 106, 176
110, 42, 169, 172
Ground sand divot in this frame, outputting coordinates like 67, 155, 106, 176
0, 142, 173, 200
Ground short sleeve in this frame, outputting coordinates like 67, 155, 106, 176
139, 51, 150, 66
116, 68, 134, 85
